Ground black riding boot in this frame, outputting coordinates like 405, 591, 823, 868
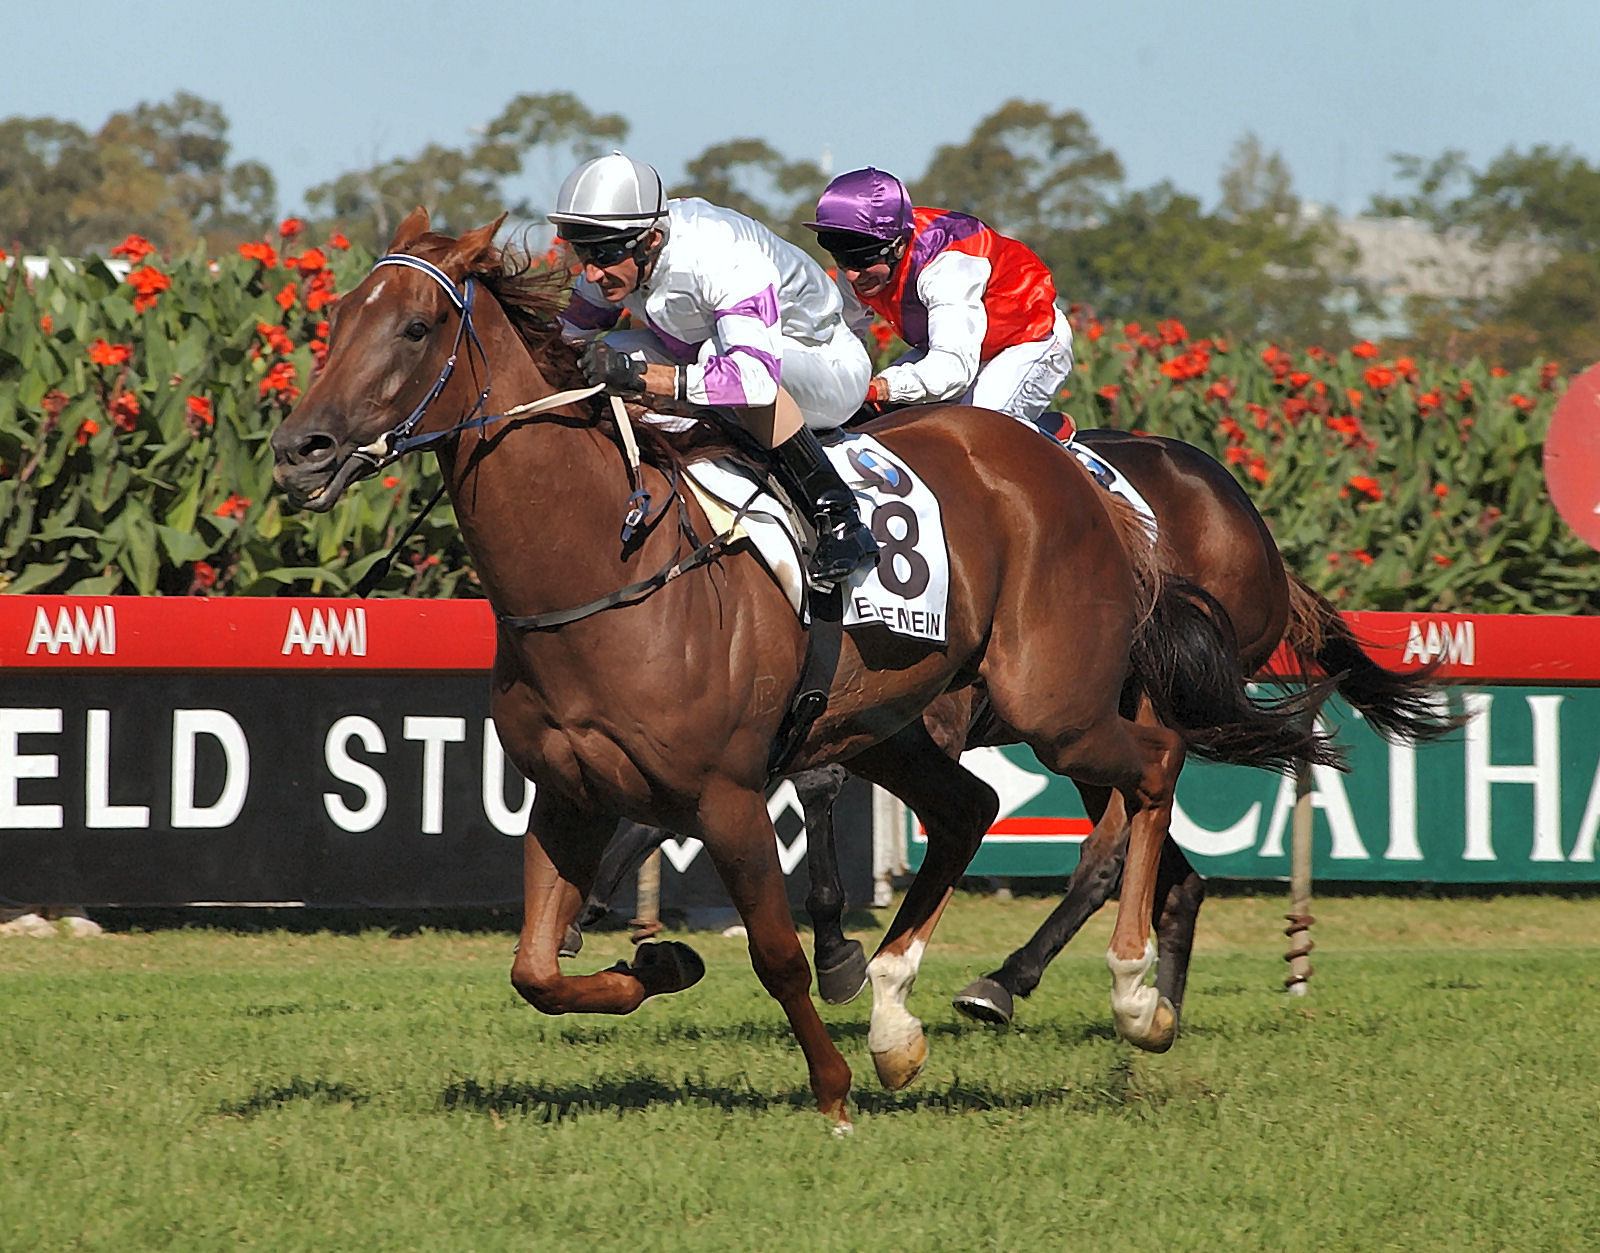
771, 428, 879, 585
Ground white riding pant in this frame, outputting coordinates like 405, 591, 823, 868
606, 320, 871, 431
893, 306, 1074, 422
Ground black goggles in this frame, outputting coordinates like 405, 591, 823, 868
817, 231, 898, 272
567, 233, 644, 268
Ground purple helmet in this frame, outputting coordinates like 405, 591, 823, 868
804, 168, 913, 243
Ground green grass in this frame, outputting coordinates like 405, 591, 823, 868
3, 892, 1599, 1252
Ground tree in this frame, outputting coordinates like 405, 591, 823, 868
0, 94, 275, 255
1370, 144, 1600, 364
304, 92, 628, 251
670, 139, 829, 255
913, 100, 1123, 250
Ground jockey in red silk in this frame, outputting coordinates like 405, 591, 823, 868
805, 168, 1074, 424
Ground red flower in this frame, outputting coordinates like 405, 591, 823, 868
279, 217, 304, 238
1158, 318, 1187, 345
1345, 388, 1364, 409
256, 320, 296, 355
1347, 475, 1382, 501
186, 395, 214, 426
127, 264, 171, 312
1539, 360, 1561, 390
1490, 366, 1507, 378
870, 320, 893, 351
1097, 383, 1121, 400
1204, 377, 1235, 403
1288, 371, 1312, 389
1352, 549, 1374, 566
110, 234, 157, 264
1247, 453, 1269, 484
89, 338, 132, 366
291, 246, 328, 273
1395, 356, 1420, 384
214, 493, 251, 520
239, 241, 279, 268
328, 231, 350, 250
1225, 445, 1248, 465
77, 418, 101, 445
383, 475, 401, 489
39, 314, 52, 334
276, 283, 298, 311
1433, 554, 1453, 567
109, 391, 140, 431
1508, 393, 1535, 412
260, 360, 301, 403
1363, 366, 1396, 390
191, 561, 219, 591
1433, 482, 1448, 498
1417, 390, 1442, 415
1086, 320, 1104, 342
1455, 380, 1474, 402
1350, 340, 1379, 359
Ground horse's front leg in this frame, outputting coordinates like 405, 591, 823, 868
848, 724, 999, 1090
700, 779, 853, 1130
511, 795, 704, 1015
793, 765, 866, 1004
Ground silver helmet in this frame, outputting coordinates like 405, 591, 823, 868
548, 151, 668, 239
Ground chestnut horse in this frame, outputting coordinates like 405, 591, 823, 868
270, 211, 1331, 1129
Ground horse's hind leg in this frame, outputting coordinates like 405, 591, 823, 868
1153, 836, 1205, 1023
792, 765, 866, 1004
511, 794, 705, 1017
847, 722, 999, 1090
699, 779, 854, 1128
953, 784, 1123, 1025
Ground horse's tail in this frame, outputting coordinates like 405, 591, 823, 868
1280, 572, 1467, 744
1134, 575, 1343, 774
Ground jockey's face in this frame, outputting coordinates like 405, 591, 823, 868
838, 237, 904, 300
842, 258, 895, 299
578, 229, 661, 303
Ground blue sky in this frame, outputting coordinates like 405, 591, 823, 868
8, 0, 1598, 227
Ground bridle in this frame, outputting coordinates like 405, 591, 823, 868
344, 251, 740, 628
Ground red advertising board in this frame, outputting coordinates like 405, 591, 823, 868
2, 596, 1595, 685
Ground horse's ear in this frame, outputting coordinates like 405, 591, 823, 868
387, 207, 432, 254
443, 213, 508, 273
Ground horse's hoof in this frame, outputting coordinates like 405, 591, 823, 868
631, 941, 706, 996
871, 1032, 929, 1091
559, 924, 583, 959
816, 941, 868, 1005
952, 977, 1015, 1026
1116, 994, 1179, 1053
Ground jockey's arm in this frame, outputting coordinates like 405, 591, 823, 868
876, 251, 989, 405
558, 278, 621, 343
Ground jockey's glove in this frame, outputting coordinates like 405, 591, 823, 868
579, 341, 648, 395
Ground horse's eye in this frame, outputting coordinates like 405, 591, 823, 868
402, 319, 430, 342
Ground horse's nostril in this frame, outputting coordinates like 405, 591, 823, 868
273, 429, 337, 465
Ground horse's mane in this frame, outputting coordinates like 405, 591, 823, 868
460, 238, 745, 471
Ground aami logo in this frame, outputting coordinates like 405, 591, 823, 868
1402, 618, 1476, 667
282, 607, 367, 656
26, 605, 116, 656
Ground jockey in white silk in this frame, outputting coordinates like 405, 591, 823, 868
559, 197, 869, 429
550, 152, 877, 585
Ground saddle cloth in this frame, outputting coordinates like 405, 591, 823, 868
680, 432, 953, 643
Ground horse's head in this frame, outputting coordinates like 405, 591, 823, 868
270, 207, 504, 512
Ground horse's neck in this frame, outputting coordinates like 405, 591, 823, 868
441, 326, 633, 618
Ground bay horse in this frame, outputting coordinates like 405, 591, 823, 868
787, 430, 1463, 1022
269, 210, 1332, 1129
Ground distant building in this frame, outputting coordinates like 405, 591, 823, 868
1327, 213, 1551, 340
